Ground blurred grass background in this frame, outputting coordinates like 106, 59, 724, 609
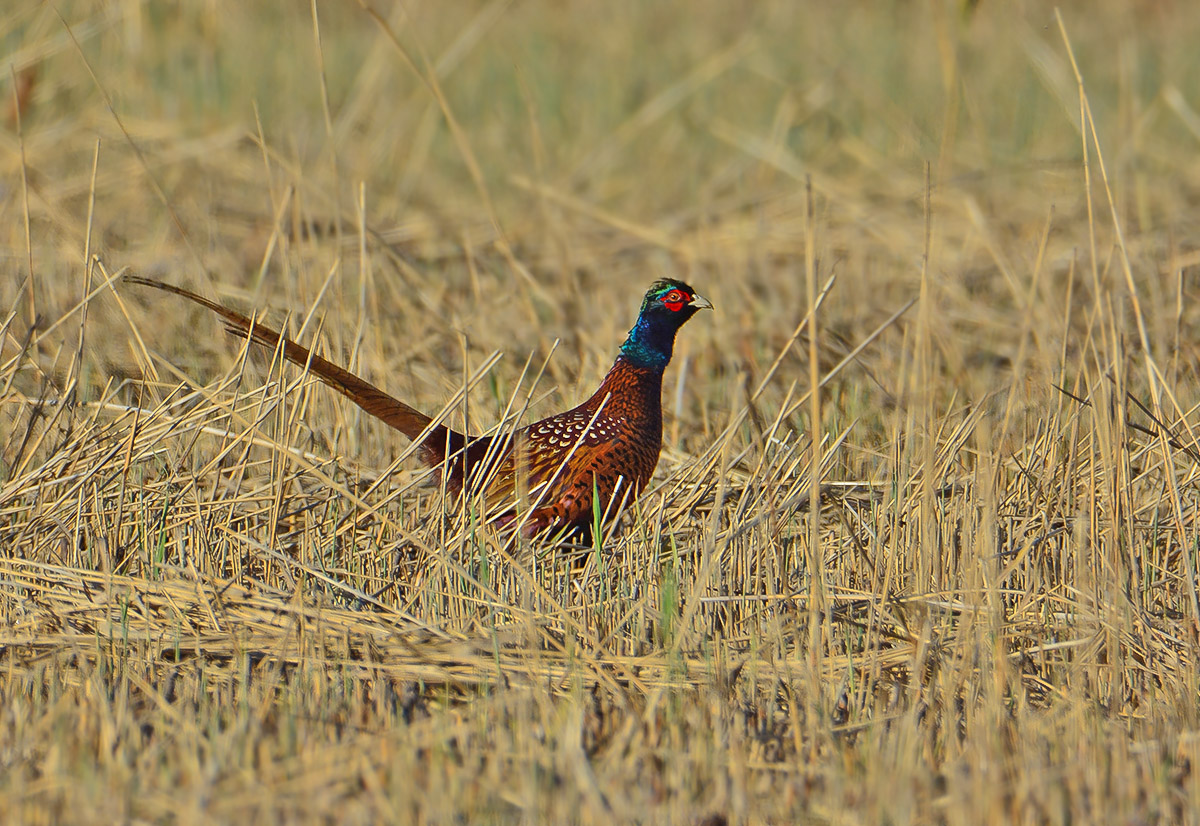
3, 0, 1200, 823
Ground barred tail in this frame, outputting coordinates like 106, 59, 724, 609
125, 277, 451, 460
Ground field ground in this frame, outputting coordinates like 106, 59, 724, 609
3, 1, 1200, 823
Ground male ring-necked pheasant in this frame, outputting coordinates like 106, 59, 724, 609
128, 277, 711, 539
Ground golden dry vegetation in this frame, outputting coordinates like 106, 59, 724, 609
3, 1, 1200, 823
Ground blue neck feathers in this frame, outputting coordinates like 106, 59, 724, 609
619, 314, 677, 370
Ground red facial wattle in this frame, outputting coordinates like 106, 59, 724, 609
662, 289, 689, 312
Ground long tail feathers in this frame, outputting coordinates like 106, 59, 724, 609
125, 277, 446, 456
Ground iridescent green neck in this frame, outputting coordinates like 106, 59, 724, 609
619, 313, 676, 370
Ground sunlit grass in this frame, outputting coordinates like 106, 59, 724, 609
2, 1, 1200, 823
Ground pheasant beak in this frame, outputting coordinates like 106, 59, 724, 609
689, 293, 714, 311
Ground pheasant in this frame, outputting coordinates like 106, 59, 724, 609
127, 276, 711, 539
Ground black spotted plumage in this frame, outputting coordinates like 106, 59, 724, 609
127, 276, 711, 540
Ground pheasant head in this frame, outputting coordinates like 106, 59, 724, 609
618, 278, 712, 370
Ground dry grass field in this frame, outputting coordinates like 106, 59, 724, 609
3, 1, 1200, 823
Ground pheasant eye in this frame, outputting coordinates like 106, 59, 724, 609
662, 289, 685, 304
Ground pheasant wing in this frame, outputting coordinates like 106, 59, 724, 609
481, 407, 643, 536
